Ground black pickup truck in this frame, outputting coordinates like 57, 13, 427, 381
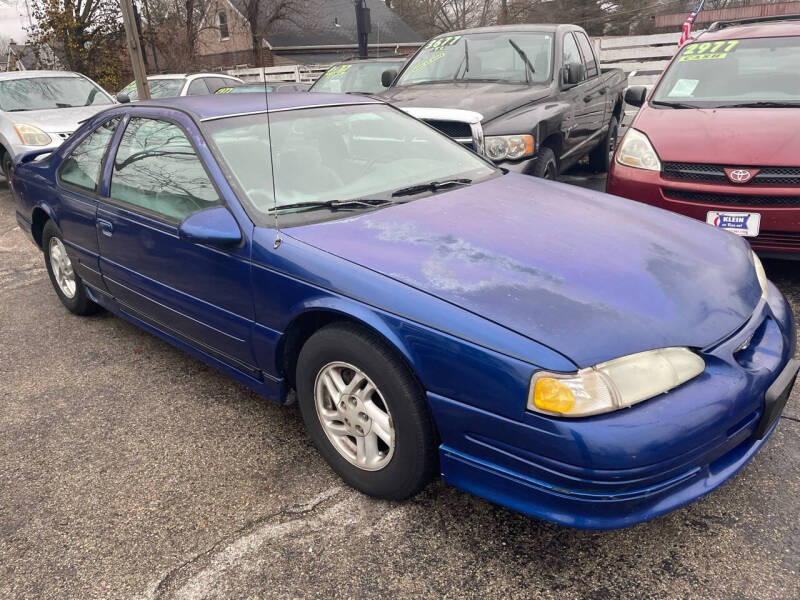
378, 24, 627, 178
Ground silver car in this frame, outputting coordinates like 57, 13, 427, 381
0, 70, 115, 178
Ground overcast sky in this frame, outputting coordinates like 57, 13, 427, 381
0, 1, 30, 43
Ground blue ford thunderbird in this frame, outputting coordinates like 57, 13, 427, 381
11, 93, 798, 529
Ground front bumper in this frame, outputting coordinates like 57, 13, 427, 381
429, 283, 796, 529
607, 162, 800, 256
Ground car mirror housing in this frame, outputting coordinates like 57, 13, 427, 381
116, 92, 131, 104
624, 86, 648, 108
564, 63, 585, 86
381, 69, 398, 88
178, 206, 242, 247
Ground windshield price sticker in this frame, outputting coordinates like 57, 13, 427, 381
706, 211, 761, 237
679, 40, 739, 61
325, 65, 352, 79
424, 35, 462, 51
216, 87, 234, 94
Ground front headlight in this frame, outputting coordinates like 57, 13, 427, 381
528, 347, 705, 417
485, 134, 534, 161
615, 128, 661, 171
14, 123, 52, 147
751, 251, 768, 300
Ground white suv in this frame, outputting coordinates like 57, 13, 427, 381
119, 73, 244, 101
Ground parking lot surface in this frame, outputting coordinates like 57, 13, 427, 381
1, 181, 798, 600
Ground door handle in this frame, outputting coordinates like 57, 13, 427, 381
599, 88, 607, 95
583, 94, 593, 102
97, 219, 113, 237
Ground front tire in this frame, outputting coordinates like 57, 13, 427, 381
532, 146, 558, 180
42, 220, 99, 316
296, 323, 438, 500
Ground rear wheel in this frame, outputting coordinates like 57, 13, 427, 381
2, 151, 12, 183
296, 323, 438, 500
589, 116, 619, 173
42, 220, 99, 316
532, 146, 558, 180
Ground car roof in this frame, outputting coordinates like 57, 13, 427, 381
434, 23, 577, 36
135, 92, 381, 120
336, 57, 406, 64
0, 70, 85, 81
147, 73, 241, 80
696, 21, 800, 41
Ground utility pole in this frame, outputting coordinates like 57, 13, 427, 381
355, 0, 370, 59
120, 0, 150, 99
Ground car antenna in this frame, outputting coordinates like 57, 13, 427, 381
261, 51, 281, 249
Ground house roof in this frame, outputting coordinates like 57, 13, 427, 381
228, 0, 422, 49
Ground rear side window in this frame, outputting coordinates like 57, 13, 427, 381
186, 78, 210, 96
110, 118, 221, 221
59, 117, 120, 191
576, 33, 599, 78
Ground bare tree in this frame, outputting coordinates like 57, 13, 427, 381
236, 0, 303, 64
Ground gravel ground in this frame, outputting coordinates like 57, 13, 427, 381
1, 180, 798, 600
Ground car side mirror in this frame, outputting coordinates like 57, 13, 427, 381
564, 63, 585, 86
381, 69, 398, 88
178, 206, 242, 247
624, 86, 648, 108
116, 92, 131, 104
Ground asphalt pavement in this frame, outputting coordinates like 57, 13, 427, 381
1, 178, 798, 600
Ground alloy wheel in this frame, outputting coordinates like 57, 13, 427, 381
314, 361, 395, 471
49, 237, 77, 298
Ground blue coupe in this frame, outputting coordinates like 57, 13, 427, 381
12, 93, 798, 529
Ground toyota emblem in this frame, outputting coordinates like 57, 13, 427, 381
724, 167, 760, 184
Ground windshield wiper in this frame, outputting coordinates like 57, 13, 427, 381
266, 198, 391, 214
391, 178, 472, 198
457, 39, 470, 80
718, 101, 800, 108
650, 100, 700, 109
508, 39, 535, 84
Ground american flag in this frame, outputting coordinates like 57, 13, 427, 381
679, 0, 707, 47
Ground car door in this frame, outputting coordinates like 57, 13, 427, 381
575, 32, 608, 140
54, 116, 121, 291
95, 112, 257, 372
559, 32, 589, 158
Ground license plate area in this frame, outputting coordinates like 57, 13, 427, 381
707, 211, 761, 237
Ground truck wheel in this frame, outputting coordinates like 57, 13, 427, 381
42, 220, 100, 316
589, 116, 619, 173
532, 147, 558, 180
296, 322, 438, 500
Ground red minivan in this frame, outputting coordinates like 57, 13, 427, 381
607, 16, 800, 258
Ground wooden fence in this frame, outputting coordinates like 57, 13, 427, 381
594, 31, 687, 128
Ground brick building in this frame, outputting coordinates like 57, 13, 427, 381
196, 0, 423, 69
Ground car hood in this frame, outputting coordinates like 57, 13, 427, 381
286, 173, 760, 367
379, 82, 551, 123
635, 106, 800, 165
6, 104, 113, 134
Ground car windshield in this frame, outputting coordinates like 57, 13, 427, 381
652, 35, 800, 107
311, 61, 405, 94
121, 78, 185, 100
205, 103, 496, 224
395, 32, 553, 86
0, 76, 111, 112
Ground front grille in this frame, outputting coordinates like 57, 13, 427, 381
662, 162, 800, 185
753, 230, 800, 250
424, 119, 472, 140
662, 162, 728, 183
664, 188, 800, 207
